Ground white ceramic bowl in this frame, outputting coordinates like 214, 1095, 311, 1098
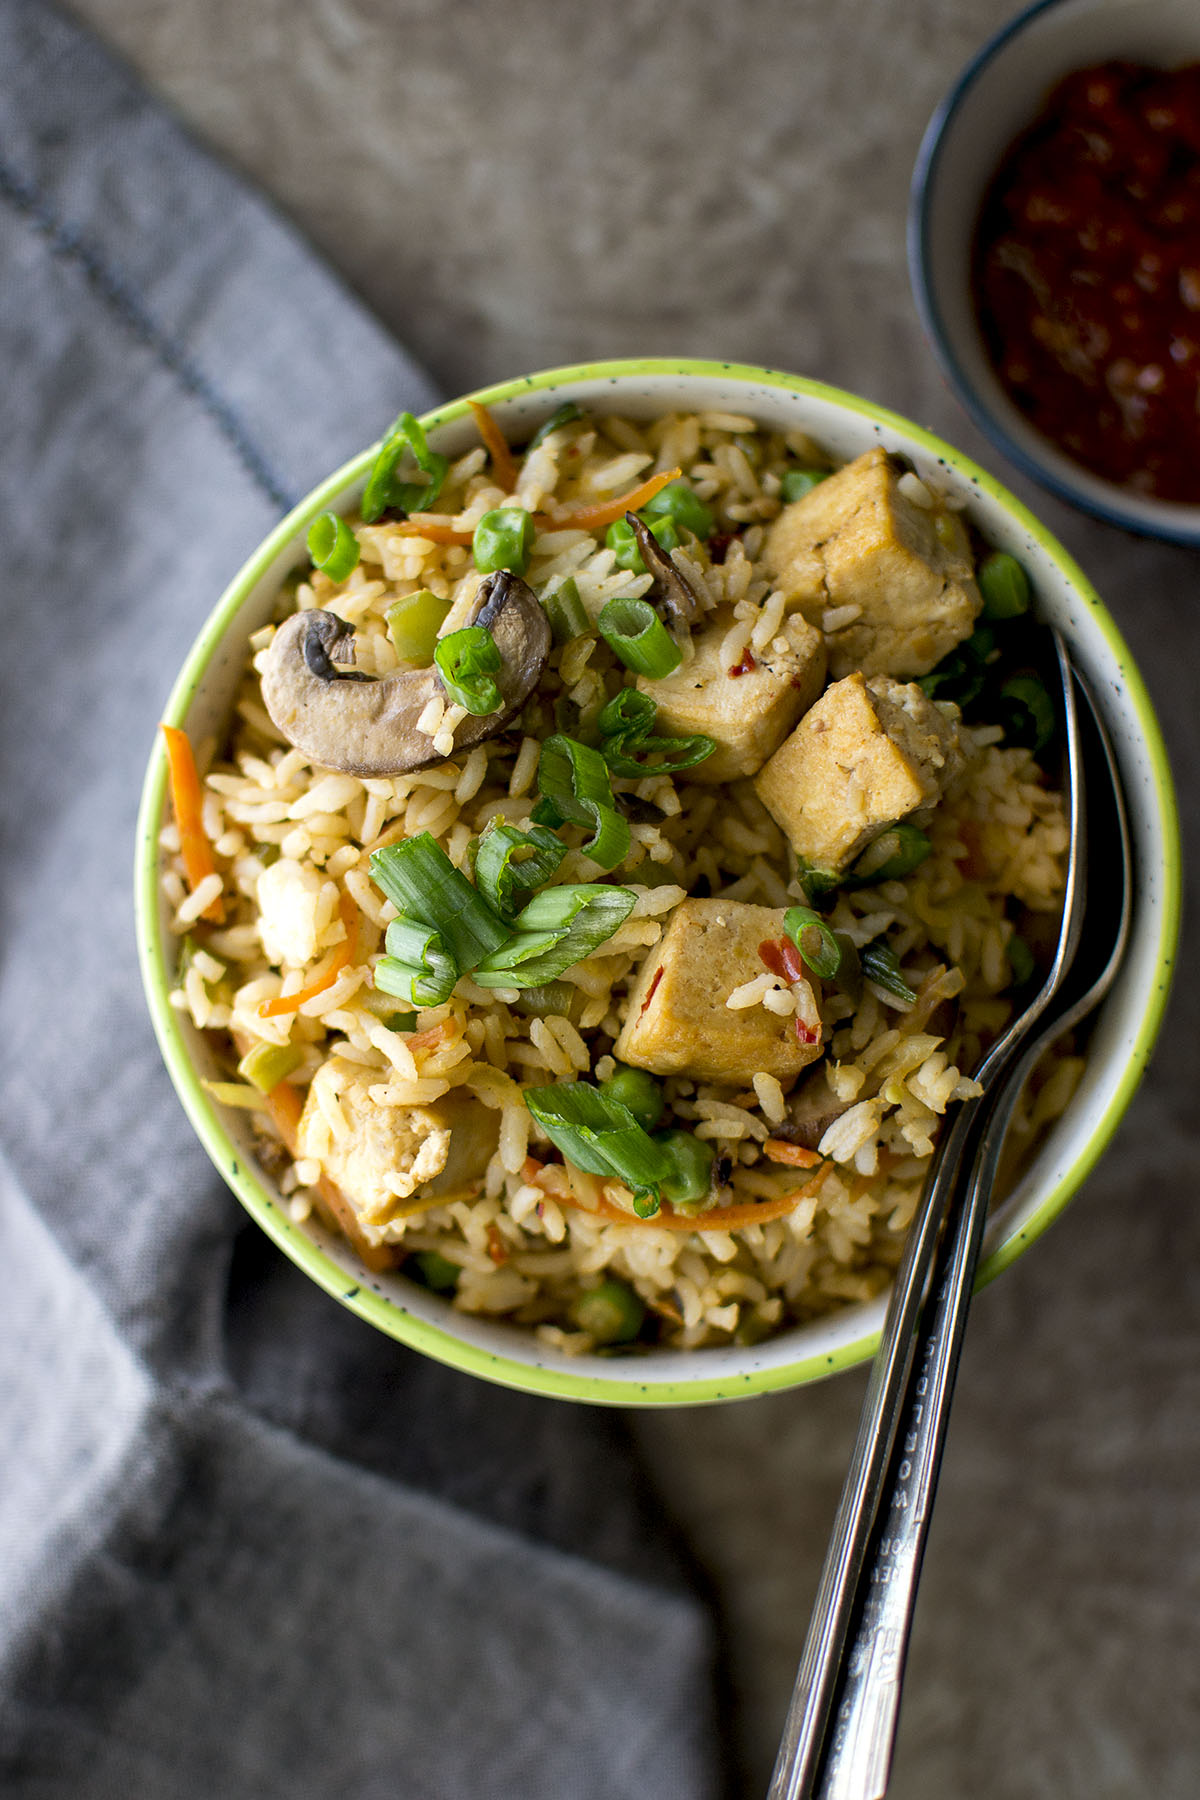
910, 0, 1200, 544
135, 358, 1180, 1405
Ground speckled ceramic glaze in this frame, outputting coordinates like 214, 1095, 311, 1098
135, 359, 1180, 1405
910, 0, 1200, 543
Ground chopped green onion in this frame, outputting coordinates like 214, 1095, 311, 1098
999, 675, 1056, 754
570, 1278, 645, 1344
237, 1041, 304, 1093
375, 916, 459, 1006
383, 1010, 419, 1032
596, 688, 715, 777
795, 858, 842, 901
540, 575, 590, 644
525, 400, 584, 452
306, 512, 361, 583
783, 906, 843, 980
781, 468, 830, 503
473, 820, 566, 919
834, 933, 862, 1000
656, 1128, 717, 1209
641, 479, 713, 539
1007, 934, 1036, 988
850, 824, 932, 885
632, 1191, 662, 1219
535, 734, 631, 869
597, 597, 682, 679
861, 941, 917, 1004
510, 981, 582, 1021
202, 1080, 270, 1110
473, 506, 536, 576
473, 885, 637, 988
978, 551, 1031, 620
361, 412, 449, 522
918, 647, 985, 709
523, 1082, 673, 1198
370, 834, 510, 968
434, 625, 503, 716
386, 589, 451, 666
409, 1250, 460, 1293
599, 1065, 664, 1132
606, 512, 680, 574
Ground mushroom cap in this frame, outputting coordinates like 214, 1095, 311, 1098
261, 570, 551, 777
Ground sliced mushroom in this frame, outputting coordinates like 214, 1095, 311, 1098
770, 1064, 851, 1152
261, 570, 551, 777
627, 512, 702, 632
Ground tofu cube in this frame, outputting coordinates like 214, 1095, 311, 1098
297, 1060, 499, 1243
614, 899, 824, 1084
753, 672, 963, 874
765, 447, 980, 678
637, 608, 826, 782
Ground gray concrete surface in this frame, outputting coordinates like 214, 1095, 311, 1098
65, 1, 1200, 1793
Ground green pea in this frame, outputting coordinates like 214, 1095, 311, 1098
605, 512, 680, 574
473, 506, 536, 575
600, 1065, 664, 1132
641, 478, 714, 539
781, 467, 831, 504
570, 1278, 646, 1345
656, 1128, 717, 1209
409, 1251, 460, 1293
978, 551, 1031, 620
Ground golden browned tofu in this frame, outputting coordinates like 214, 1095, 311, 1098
637, 608, 826, 782
613, 899, 823, 1084
754, 672, 963, 873
297, 1059, 499, 1243
765, 447, 980, 678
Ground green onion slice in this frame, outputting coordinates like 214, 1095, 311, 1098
525, 400, 584, 452
473, 506, 536, 576
999, 675, 1056, 754
606, 512, 680, 574
540, 575, 591, 644
597, 687, 714, 777
473, 820, 566, 919
523, 1081, 672, 1200
434, 626, 503, 716
640, 479, 714, 540
535, 734, 631, 869
306, 512, 361, 582
236, 1041, 303, 1093
374, 916, 459, 1006
597, 597, 682, 678
849, 824, 932, 885
473, 884, 636, 988
386, 589, 451, 666
978, 550, 1031, 620
783, 905, 843, 980
361, 412, 449, 522
369, 834, 510, 968
860, 941, 917, 1005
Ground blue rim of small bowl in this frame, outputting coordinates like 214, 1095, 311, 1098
908, 0, 1200, 547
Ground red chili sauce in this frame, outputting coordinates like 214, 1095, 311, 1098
972, 60, 1200, 502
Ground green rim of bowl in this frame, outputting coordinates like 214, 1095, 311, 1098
135, 356, 1182, 1406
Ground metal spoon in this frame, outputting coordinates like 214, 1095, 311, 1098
769, 639, 1128, 1800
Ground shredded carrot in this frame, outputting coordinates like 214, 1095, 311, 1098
468, 399, 519, 494
261, 1078, 394, 1272
160, 723, 225, 923
763, 1140, 824, 1168
486, 1221, 510, 1265
531, 465, 683, 534
543, 1164, 832, 1233
405, 1018, 456, 1054
258, 891, 358, 1018
388, 518, 475, 545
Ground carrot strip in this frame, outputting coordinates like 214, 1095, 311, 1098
388, 519, 475, 545
468, 399, 519, 494
160, 723, 225, 923
531, 465, 683, 534
405, 1019, 456, 1054
545, 1164, 832, 1232
261, 1078, 394, 1272
258, 891, 358, 1018
763, 1140, 824, 1168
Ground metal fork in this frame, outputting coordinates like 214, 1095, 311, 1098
768, 640, 1131, 1800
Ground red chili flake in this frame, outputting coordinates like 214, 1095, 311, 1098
638, 966, 664, 1017
728, 648, 757, 678
795, 1017, 819, 1046
486, 1223, 509, 1265
758, 937, 805, 985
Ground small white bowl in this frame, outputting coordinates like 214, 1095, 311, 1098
135, 358, 1180, 1406
910, 0, 1200, 543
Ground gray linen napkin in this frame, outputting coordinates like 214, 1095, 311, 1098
0, 4, 723, 1794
